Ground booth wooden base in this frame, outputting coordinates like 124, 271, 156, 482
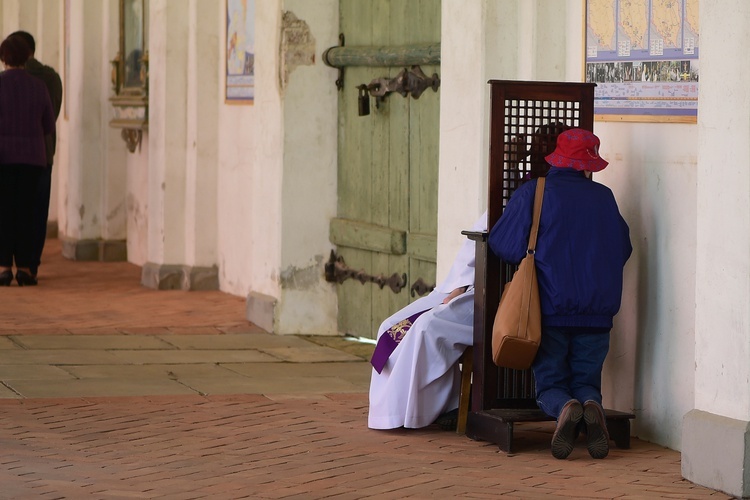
466, 408, 635, 454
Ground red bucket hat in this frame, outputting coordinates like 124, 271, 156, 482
544, 128, 609, 172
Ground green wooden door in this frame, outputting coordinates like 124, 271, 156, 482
331, 0, 441, 339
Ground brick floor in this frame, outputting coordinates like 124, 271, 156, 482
0, 240, 732, 498
0, 394, 730, 499
1, 239, 251, 334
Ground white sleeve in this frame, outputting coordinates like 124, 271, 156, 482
436, 211, 487, 293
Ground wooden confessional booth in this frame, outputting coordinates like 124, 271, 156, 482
460, 80, 634, 453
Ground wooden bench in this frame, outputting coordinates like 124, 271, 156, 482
457, 80, 635, 453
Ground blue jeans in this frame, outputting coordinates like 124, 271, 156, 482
532, 326, 610, 419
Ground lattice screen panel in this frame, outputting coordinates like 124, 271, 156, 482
479, 82, 595, 408
500, 98, 583, 210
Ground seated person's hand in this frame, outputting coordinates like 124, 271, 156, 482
442, 286, 468, 304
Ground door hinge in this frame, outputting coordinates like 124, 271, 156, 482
410, 278, 435, 298
325, 250, 407, 294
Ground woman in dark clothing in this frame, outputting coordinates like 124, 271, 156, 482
0, 33, 56, 286
489, 129, 632, 460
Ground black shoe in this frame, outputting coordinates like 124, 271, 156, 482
434, 408, 459, 431
551, 400, 583, 459
0, 270, 12, 286
15, 270, 38, 287
583, 400, 609, 459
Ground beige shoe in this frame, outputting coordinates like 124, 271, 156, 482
551, 400, 583, 459
583, 400, 609, 459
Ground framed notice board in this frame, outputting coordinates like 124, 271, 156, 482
585, 0, 699, 123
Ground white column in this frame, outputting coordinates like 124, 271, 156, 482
220, 0, 283, 330
683, 1, 750, 497
184, 0, 219, 270
35, 0, 59, 64
143, 0, 189, 288
57, 0, 125, 261
38, 0, 63, 233
221, 0, 340, 334
271, 0, 339, 334
147, 0, 187, 265
1, 0, 28, 32
143, 0, 220, 289
100, 0, 128, 248
437, 0, 488, 281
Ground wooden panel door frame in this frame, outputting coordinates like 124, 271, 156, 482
333, 0, 441, 339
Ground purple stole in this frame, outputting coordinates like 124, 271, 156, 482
370, 309, 429, 373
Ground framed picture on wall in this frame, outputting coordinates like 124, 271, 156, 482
225, 0, 255, 104
585, 0, 699, 123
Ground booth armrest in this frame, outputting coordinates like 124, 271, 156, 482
461, 230, 487, 242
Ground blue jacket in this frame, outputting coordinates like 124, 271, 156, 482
488, 168, 632, 329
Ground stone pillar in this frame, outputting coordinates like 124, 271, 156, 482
58, 0, 127, 262
0, 0, 24, 34
232, 0, 283, 329
682, 1, 750, 497
100, 0, 129, 257
437, 0, 488, 278
184, 0, 219, 274
250, 0, 339, 335
177, 0, 220, 289
142, 0, 219, 290
39, 0, 63, 238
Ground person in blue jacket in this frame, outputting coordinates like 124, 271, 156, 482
488, 128, 632, 460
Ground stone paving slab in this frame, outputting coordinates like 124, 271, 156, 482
226, 360, 373, 379
106, 348, 282, 365
10, 333, 176, 350
5, 377, 198, 398
0, 349, 125, 365
159, 332, 316, 349
259, 345, 364, 362
0, 332, 373, 399
0, 383, 20, 398
0, 364, 75, 381
178, 374, 365, 395
225, 361, 374, 389
62, 362, 239, 379
0, 336, 17, 349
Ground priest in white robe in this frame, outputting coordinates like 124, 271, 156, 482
367, 125, 563, 429
368, 212, 486, 429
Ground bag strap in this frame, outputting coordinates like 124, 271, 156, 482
527, 177, 545, 251
514, 177, 544, 339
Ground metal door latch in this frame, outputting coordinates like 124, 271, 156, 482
357, 65, 440, 116
368, 65, 440, 99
